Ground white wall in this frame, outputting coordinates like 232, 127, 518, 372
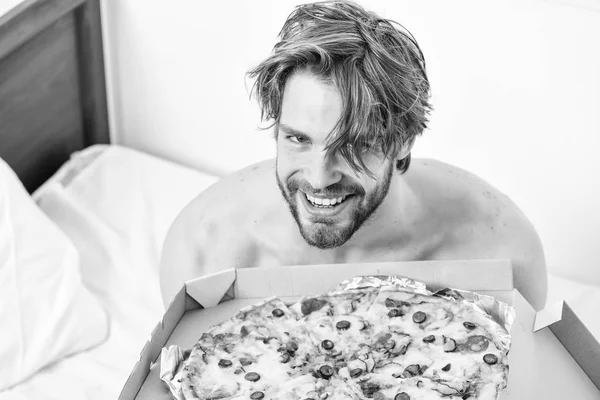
101, 0, 600, 285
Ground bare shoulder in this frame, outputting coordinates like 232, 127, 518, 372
166, 158, 278, 248
183, 158, 277, 218
159, 159, 278, 306
410, 158, 548, 310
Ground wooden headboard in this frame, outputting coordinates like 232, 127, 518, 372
0, 0, 110, 193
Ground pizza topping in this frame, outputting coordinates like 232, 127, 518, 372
373, 334, 396, 354
321, 339, 335, 350
373, 392, 387, 400
272, 308, 285, 318
198, 332, 211, 342
218, 359, 232, 368
483, 354, 498, 365
280, 351, 291, 363
465, 335, 490, 353
385, 298, 411, 308
365, 357, 376, 373
384, 339, 396, 352
234, 368, 244, 374
240, 326, 250, 337
319, 365, 334, 378
350, 298, 365, 313
262, 336, 277, 344
376, 333, 392, 344
360, 320, 371, 331
250, 391, 265, 400
388, 309, 402, 318
394, 393, 410, 400
354, 352, 375, 373
442, 363, 452, 372
223, 343, 236, 353
443, 337, 457, 352
463, 321, 476, 330
336, 320, 351, 330
301, 298, 328, 315
244, 372, 261, 382
239, 357, 253, 366
360, 381, 381, 397
394, 343, 409, 356
422, 335, 436, 343
346, 359, 368, 376
286, 341, 299, 353
412, 311, 427, 323
403, 364, 422, 377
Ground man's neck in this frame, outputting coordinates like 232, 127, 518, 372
327, 172, 426, 259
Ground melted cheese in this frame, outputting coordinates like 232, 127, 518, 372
184, 287, 509, 400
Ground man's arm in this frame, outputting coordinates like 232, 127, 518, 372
509, 218, 548, 312
159, 206, 203, 308
159, 184, 249, 308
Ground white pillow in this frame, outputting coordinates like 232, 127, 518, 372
0, 158, 109, 390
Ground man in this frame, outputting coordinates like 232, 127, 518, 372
160, 1, 547, 310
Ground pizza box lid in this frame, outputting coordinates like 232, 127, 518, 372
534, 300, 600, 391
119, 259, 600, 400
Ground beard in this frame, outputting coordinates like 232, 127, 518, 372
276, 163, 394, 249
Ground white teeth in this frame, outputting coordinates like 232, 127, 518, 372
305, 194, 348, 207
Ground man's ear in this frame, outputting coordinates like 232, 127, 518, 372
396, 137, 415, 161
394, 138, 416, 174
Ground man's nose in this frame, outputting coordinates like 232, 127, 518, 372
305, 151, 342, 190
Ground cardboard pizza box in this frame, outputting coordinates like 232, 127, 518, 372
534, 300, 600, 391
119, 259, 600, 400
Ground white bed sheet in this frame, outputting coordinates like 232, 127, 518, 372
0, 145, 219, 400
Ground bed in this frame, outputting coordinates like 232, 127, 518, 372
0, 1, 219, 399
1, 144, 219, 400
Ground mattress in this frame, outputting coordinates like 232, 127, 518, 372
0, 145, 219, 400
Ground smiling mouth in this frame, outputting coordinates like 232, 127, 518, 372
305, 193, 349, 207
301, 191, 356, 211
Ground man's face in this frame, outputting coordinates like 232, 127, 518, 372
276, 70, 395, 249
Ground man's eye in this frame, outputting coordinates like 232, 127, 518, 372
287, 135, 308, 144
349, 142, 381, 154
365, 144, 382, 153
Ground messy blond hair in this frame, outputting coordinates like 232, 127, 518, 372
248, 0, 432, 174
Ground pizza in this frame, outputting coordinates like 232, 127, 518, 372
173, 281, 512, 400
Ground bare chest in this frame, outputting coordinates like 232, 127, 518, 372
244, 218, 509, 270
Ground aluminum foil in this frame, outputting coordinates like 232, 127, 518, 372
333, 274, 430, 295
333, 274, 516, 352
160, 345, 190, 400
